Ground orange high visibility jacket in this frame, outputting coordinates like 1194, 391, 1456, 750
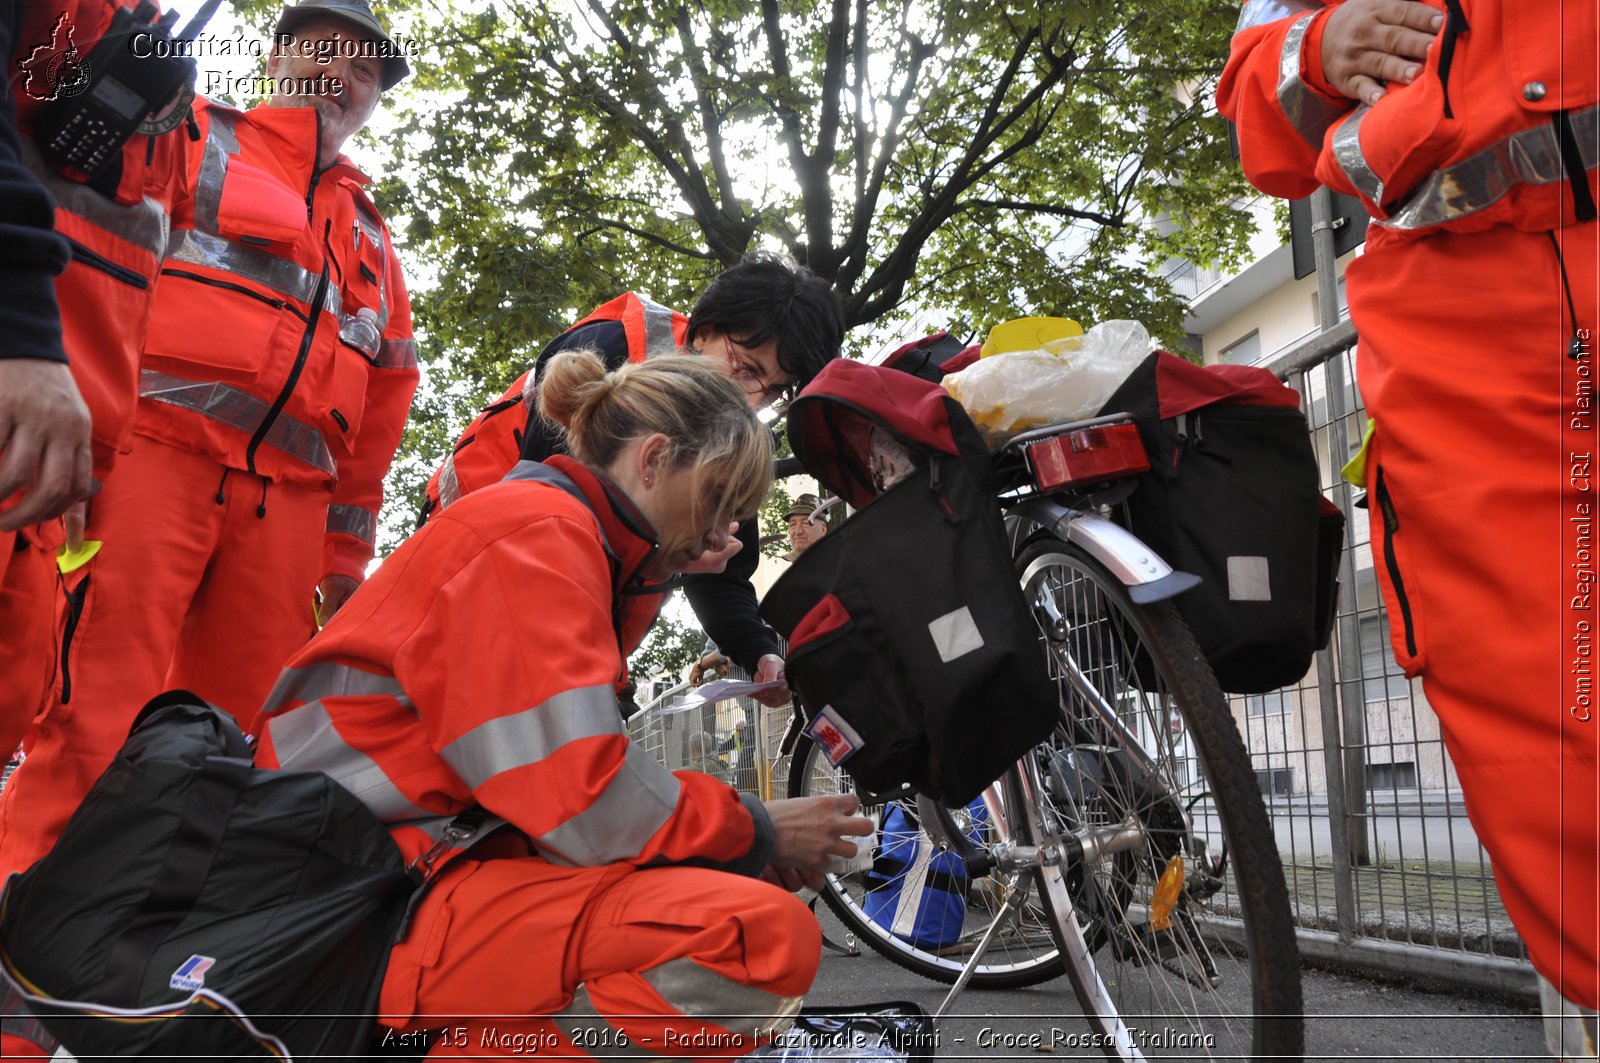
1217, 0, 1600, 237
258, 454, 771, 875
135, 97, 419, 582
10, 0, 189, 479
421, 293, 688, 521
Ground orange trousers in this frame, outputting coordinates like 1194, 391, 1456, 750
0, 529, 54, 761
1349, 220, 1600, 1009
0, 438, 325, 880
379, 853, 821, 1060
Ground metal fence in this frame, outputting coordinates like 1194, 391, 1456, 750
1249, 316, 1536, 998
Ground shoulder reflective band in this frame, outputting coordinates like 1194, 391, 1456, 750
19, 142, 168, 261
639, 297, 682, 359
325, 504, 377, 545
1235, 0, 1321, 33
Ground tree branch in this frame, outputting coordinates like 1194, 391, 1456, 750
576, 217, 717, 260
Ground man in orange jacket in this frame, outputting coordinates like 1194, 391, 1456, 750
0, 0, 419, 899
1219, 0, 1598, 1053
0, 0, 190, 760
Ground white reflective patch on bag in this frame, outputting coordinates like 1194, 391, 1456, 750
1227, 556, 1272, 601
928, 606, 985, 663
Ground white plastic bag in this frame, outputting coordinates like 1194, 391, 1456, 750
942, 319, 1152, 439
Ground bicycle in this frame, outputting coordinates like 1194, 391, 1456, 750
784, 413, 1305, 1060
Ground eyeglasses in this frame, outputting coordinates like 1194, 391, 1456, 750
695, 337, 795, 405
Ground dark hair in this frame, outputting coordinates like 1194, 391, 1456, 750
687, 251, 846, 392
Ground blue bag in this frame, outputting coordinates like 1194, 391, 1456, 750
862, 801, 985, 949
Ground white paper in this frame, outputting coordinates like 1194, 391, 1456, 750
667, 678, 789, 711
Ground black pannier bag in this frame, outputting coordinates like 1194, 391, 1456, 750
1097, 351, 1344, 694
879, 330, 979, 382
0, 692, 418, 1059
760, 360, 1058, 806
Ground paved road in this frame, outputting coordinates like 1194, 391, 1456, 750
804, 904, 1549, 1062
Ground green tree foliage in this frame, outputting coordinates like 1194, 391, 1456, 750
628, 597, 708, 683
380, 0, 1252, 385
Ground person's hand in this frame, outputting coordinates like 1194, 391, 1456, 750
690, 651, 730, 686
681, 522, 742, 574
751, 653, 790, 706
0, 360, 93, 531
763, 793, 873, 891
316, 573, 360, 623
1320, 0, 1442, 105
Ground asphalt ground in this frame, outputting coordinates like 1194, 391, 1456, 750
800, 904, 1550, 1063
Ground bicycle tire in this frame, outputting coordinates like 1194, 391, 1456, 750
788, 733, 1068, 988
1013, 535, 1303, 1060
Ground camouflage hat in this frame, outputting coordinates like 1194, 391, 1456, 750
784, 493, 831, 525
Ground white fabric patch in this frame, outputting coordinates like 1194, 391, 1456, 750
1227, 556, 1272, 601
928, 606, 985, 663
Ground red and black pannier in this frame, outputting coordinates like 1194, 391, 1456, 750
1096, 351, 1343, 694
760, 360, 1058, 806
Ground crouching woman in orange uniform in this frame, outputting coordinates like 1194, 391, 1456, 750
255, 349, 871, 1059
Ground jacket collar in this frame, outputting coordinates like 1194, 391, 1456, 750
506, 456, 662, 595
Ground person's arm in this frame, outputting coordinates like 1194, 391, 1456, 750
1216, 0, 1440, 199
320, 225, 420, 614
682, 516, 784, 675
394, 492, 775, 875
0, 0, 91, 530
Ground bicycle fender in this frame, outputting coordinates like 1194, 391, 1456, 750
1008, 499, 1201, 604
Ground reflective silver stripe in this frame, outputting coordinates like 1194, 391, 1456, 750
1330, 104, 1385, 204
193, 108, 239, 235
19, 141, 169, 260
267, 700, 433, 821
1277, 12, 1347, 148
1382, 103, 1600, 230
535, 741, 681, 866
376, 337, 418, 368
261, 659, 410, 716
521, 370, 539, 404
436, 454, 462, 509
1236, 0, 1321, 33
639, 297, 681, 359
326, 504, 377, 545
338, 310, 382, 358
442, 685, 620, 789
166, 228, 325, 306
551, 986, 670, 1060
641, 958, 805, 1038
140, 369, 336, 476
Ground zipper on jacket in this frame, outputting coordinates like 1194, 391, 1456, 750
57, 574, 91, 705
1373, 469, 1418, 659
160, 268, 309, 321
244, 244, 331, 475
67, 238, 149, 289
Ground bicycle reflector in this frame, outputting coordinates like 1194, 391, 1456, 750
1023, 421, 1149, 491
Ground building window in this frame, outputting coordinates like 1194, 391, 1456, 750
1246, 689, 1291, 716
1221, 330, 1262, 365
1358, 615, 1410, 702
1255, 766, 1294, 796
1367, 760, 1418, 790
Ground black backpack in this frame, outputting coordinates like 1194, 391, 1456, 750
1097, 351, 1343, 693
0, 692, 418, 1059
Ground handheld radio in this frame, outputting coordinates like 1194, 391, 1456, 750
32, 0, 222, 188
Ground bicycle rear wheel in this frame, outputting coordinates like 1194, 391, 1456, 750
789, 735, 1067, 988
1014, 535, 1303, 1060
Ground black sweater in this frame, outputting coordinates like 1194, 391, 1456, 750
0, 0, 70, 365
520, 319, 783, 673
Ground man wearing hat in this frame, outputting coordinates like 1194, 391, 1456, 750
784, 492, 834, 561
0, 0, 419, 900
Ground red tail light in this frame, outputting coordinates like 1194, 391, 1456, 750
1024, 421, 1149, 491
